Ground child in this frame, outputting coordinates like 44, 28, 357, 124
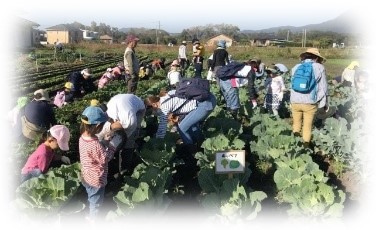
54, 82, 74, 108
79, 106, 124, 220
20, 125, 71, 183
98, 68, 113, 89
167, 60, 182, 89
263, 65, 287, 117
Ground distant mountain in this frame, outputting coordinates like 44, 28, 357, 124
242, 9, 361, 34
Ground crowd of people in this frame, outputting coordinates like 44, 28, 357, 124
9, 35, 370, 222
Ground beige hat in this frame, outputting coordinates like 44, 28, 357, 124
34, 89, 50, 101
301, 48, 326, 60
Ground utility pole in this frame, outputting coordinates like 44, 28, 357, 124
301, 29, 307, 47
156, 21, 160, 46
286, 30, 289, 41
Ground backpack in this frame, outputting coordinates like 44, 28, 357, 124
175, 78, 210, 102
291, 62, 317, 99
216, 62, 246, 79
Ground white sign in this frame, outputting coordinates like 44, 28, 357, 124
215, 150, 245, 173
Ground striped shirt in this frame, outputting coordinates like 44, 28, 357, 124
290, 60, 328, 108
156, 96, 197, 138
79, 136, 115, 188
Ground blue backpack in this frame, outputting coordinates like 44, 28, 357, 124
175, 78, 210, 102
291, 62, 317, 100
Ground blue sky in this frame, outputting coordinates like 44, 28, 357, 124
12, 0, 359, 33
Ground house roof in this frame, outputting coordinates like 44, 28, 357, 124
100, 35, 113, 40
207, 34, 234, 41
16, 17, 39, 27
46, 24, 81, 31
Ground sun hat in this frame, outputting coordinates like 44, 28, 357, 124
81, 106, 108, 125
34, 89, 50, 101
90, 99, 100, 106
301, 48, 326, 60
64, 82, 73, 89
265, 67, 278, 74
274, 63, 289, 73
49, 125, 70, 151
182, 41, 187, 44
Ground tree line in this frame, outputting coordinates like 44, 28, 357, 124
68, 21, 361, 48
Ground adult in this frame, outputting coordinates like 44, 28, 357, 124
67, 68, 95, 98
192, 40, 205, 78
219, 60, 258, 120
22, 89, 56, 140
21, 125, 71, 183
123, 35, 140, 94
145, 91, 216, 145
290, 48, 328, 147
178, 40, 188, 76
211, 40, 229, 83
100, 94, 146, 174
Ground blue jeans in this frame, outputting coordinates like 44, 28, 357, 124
178, 93, 216, 144
20, 169, 42, 183
82, 181, 105, 218
220, 78, 240, 110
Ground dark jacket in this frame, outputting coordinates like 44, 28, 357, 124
24, 100, 56, 129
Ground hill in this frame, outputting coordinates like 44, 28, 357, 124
242, 9, 362, 34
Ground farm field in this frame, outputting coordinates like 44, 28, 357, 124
9, 43, 368, 225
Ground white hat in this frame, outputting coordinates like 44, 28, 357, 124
274, 64, 289, 73
49, 125, 70, 151
33, 89, 50, 101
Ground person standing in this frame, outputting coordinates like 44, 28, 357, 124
263, 64, 287, 117
79, 106, 123, 221
123, 35, 140, 94
192, 40, 205, 78
211, 40, 229, 83
290, 48, 328, 147
178, 40, 188, 76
